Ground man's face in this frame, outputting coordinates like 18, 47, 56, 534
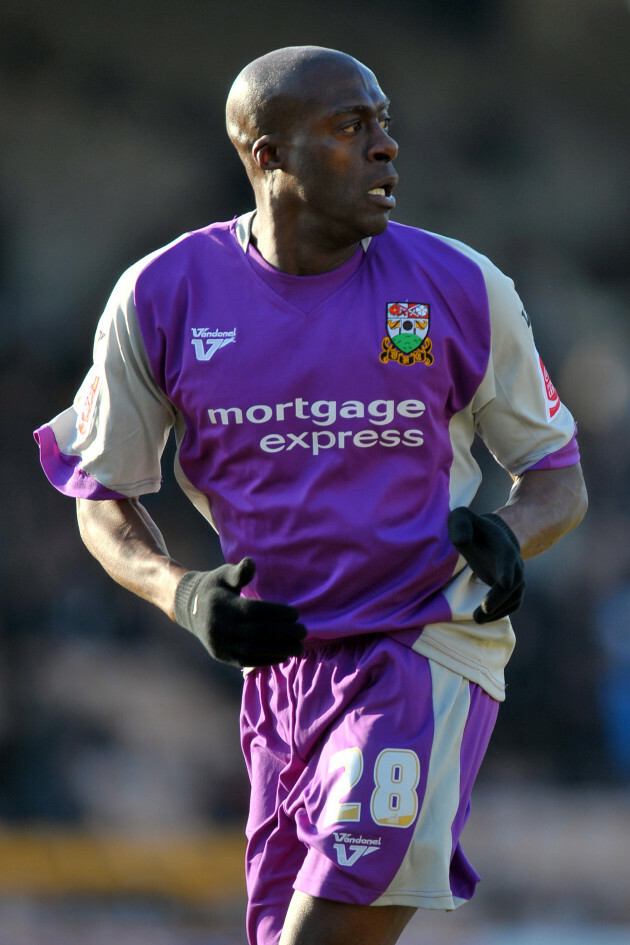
280, 61, 399, 246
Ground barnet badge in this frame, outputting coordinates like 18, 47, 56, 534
380, 302, 434, 366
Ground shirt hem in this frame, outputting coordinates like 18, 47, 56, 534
411, 634, 507, 702
294, 872, 467, 911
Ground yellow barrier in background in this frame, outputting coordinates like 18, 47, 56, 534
0, 830, 246, 903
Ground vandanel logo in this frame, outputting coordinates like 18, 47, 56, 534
332, 832, 382, 868
380, 302, 434, 367
191, 327, 237, 362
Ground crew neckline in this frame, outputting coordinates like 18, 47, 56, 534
234, 210, 372, 258
235, 211, 370, 313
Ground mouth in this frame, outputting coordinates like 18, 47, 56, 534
367, 179, 397, 209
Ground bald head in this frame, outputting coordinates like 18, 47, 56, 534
226, 46, 376, 167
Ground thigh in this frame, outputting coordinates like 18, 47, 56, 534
280, 892, 415, 945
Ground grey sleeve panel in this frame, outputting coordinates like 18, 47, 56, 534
48, 258, 176, 495
436, 234, 576, 478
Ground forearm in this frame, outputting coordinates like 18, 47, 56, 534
76, 497, 187, 620
494, 463, 588, 560
76, 498, 306, 666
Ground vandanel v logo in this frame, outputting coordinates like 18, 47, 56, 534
191, 327, 237, 362
332, 832, 382, 868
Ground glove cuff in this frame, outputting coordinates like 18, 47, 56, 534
173, 570, 203, 631
484, 513, 521, 551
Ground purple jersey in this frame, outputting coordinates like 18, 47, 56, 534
35, 213, 579, 699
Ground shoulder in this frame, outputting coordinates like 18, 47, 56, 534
377, 224, 528, 351
376, 223, 515, 327
98, 222, 232, 309
134, 218, 240, 287
377, 222, 508, 288
96, 220, 239, 349
394, 225, 522, 320
426, 232, 515, 294
384, 223, 505, 277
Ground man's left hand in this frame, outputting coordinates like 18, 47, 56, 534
447, 507, 525, 624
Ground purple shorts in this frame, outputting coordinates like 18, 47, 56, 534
240, 634, 498, 945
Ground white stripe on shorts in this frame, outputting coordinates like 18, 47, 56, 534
373, 660, 471, 909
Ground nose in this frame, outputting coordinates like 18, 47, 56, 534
368, 122, 398, 162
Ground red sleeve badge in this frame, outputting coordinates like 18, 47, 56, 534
537, 353, 561, 421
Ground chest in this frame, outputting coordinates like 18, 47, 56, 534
161, 253, 489, 427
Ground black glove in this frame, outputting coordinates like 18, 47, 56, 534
173, 557, 306, 667
447, 507, 525, 624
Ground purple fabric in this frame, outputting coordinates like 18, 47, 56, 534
449, 682, 499, 901
246, 240, 365, 313
33, 425, 125, 500
525, 429, 580, 471
132, 220, 491, 641
34, 217, 579, 651
241, 637, 497, 945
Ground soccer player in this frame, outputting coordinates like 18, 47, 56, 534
35, 46, 587, 945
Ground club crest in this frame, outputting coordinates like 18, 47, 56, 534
380, 302, 434, 366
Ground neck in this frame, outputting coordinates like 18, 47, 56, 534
251, 207, 361, 276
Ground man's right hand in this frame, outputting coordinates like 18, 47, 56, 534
173, 557, 306, 667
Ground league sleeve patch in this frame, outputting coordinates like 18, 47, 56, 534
76, 369, 101, 437
537, 353, 561, 422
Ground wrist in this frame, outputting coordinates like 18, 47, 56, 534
484, 513, 521, 551
161, 563, 191, 622
172, 569, 203, 626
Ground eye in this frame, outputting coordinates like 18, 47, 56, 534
379, 114, 392, 131
340, 119, 362, 135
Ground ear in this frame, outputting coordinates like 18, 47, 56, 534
251, 135, 284, 171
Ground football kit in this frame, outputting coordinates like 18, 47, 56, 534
35, 211, 577, 699
35, 212, 579, 938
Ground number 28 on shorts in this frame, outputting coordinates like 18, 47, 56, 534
323, 747, 420, 829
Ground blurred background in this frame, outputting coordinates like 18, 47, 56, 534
1, 0, 629, 942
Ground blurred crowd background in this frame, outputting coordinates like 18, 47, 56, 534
1, 0, 629, 939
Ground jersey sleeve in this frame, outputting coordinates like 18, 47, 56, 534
467, 251, 579, 477
34, 261, 176, 499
